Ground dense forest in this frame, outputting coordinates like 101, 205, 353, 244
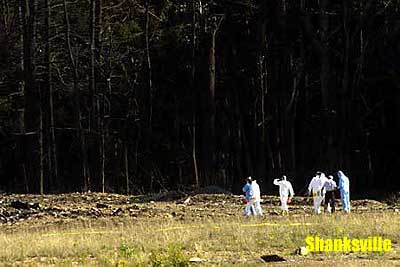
0, 0, 399, 195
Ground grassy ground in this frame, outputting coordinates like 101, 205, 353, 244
1, 214, 399, 266
0, 193, 399, 266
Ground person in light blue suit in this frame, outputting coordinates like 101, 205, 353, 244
242, 176, 255, 216
337, 170, 350, 213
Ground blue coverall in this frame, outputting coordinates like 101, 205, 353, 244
338, 171, 350, 213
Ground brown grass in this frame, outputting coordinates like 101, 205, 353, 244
0, 211, 399, 266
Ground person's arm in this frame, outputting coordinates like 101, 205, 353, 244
321, 181, 327, 194
333, 181, 337, 190
242, 184, 248, 193
289, 183, 294, 198
248, 184, 254, 199
273, 179, 280, 186
308, 179, 313, 193
338, 178, 342, 190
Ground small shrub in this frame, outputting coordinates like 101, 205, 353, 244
150, 243, 189, 267
118, 244, 137, 258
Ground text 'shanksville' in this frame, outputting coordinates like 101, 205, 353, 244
305, 236, 392, 252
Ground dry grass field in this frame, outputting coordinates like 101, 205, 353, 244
0, 192, 399, 266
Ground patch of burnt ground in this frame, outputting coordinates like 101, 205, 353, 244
0, 191, 397, 228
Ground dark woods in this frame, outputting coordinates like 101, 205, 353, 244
0, 0, 399, 195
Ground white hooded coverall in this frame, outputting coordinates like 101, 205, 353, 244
250, 180, 263, 216
308, 173, 328, 214
273, 177, 294, 211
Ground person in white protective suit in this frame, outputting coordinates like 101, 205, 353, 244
250, 179, 263, 216
308, 172, 328, 214
337, 170, 350, 213
242, 177, 255, 216
273, 175, 294, 213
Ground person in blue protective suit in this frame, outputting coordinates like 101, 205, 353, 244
337, 171, 350, 213
242, 176, 255, 216
250, 179, 263, 216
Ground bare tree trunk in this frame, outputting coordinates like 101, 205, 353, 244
100, 96, 105, 193
88, 0, 97, 189
144, 0, 153, 141
319, 0, 330, 111
89, 0, 96, 119
39, 88, 44, 194
63, 0, 89, 191
16, 1, 27, 192
44, 0, 58, 190
22, 0, 40, 192
341, 0, 351, 169
319, 0, 333, 167
124, 140, 129, 194
256, 3, 268, 184
96, 0, 103, 193
208, 22, 216, 182
203, 16, 223, 185
191, 0, 199, 188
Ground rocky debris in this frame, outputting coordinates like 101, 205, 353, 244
96, 203, 110, 209
0, 192, 393, 228
260, 254, 286, 262
111, 208, 123, 216
10, 200, 40, 210
296, 247, 309, 256
176, 196, 191, 205
189, 257, 204, 263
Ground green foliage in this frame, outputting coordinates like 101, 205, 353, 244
149, 243, 189, 267
118, 244, 137, 258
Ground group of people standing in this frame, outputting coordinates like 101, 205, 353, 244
242, 170, 351, 216
307, 170, 351, 214
242, 177, 263, 216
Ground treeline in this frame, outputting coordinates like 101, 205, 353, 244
0, 0, 399, 194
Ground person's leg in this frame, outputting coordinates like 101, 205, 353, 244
316, 196, 323, 214
243, 200, 251, 216
324, 192, 330, 213
344, 192, 350, 213
249, 199, 256, 216
327, 193, 331, 213
342, 192, 348, 212
347, 192, 351, 213
331, 192, 336, 213
256, 201, 263, 216
340, 190, 345, 212
313, 196, 318, 214
281, 196, 288, 211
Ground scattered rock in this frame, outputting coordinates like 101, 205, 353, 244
96, 203, 109, 209
184, 197, 191, 204
112, 208, 123, 216
189, 257, 204, 263
10, 200, 40, 210
176, 196, 191, 205
296, 246, 309, 256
